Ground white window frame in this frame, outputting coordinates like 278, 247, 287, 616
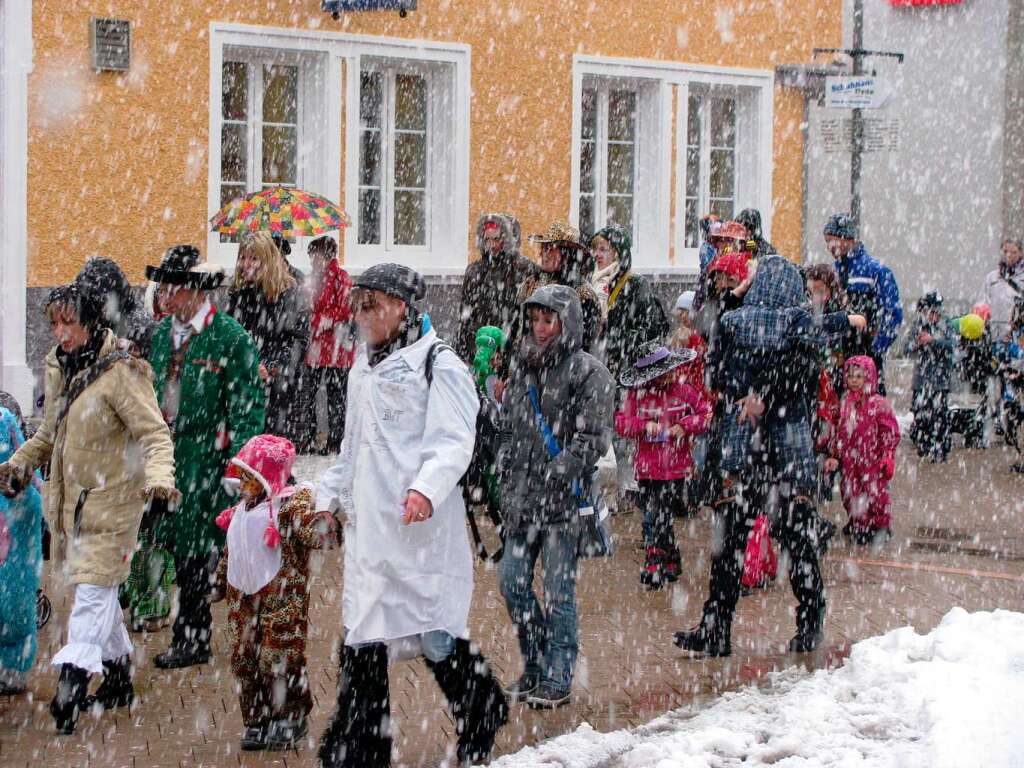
219, 48, 307, 208
208, 24, 470, 274
571, 55, 773, 274
355, 58, 439, 253
578, 79, 642, 240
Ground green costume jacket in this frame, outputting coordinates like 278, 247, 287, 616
149, 308, 265, 559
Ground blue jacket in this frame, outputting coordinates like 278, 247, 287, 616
0, 408, 42, 674
834, 243, 903, 355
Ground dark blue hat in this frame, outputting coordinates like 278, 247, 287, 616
823, 213, 858, 240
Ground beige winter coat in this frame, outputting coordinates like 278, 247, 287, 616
10, 330, 175, 587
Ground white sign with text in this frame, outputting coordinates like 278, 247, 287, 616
825, 76, 892, 109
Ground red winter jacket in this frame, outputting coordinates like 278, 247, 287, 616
306, 259, 355, 369
815, 368, 841, 454
830, 356, 900, 523
615, 377, 711, 481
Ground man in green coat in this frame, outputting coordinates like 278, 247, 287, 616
146, 245, 266, 669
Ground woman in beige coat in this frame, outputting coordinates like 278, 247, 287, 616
0, 284, 176, 734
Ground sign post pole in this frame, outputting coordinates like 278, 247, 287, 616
851, 0, 865, 226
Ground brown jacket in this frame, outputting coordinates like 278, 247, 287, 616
11, 330, 175, 587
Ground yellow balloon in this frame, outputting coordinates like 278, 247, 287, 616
960, 313, 985, 341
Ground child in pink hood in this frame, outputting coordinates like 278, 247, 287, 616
615, 343, 711, 588
212, 434, 331, 752
825, 356, 901, 545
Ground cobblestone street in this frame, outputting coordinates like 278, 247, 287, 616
2, 435, 1022, 767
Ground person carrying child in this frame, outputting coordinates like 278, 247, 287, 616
904, 292, 955, 462
824, 356, 901, 545
615, 342, 710, 588
212, 434, 327, 751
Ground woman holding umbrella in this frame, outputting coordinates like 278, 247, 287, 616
226, 232, 311, 442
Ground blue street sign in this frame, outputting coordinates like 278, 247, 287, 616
323, 0, 417, 12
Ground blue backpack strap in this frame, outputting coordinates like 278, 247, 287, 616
527, 383, 562, 458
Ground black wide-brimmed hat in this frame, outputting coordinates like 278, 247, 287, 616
619, 341, 698, 388
145, 245, 225, 290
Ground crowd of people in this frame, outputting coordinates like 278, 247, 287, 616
0, 207, 1020, 766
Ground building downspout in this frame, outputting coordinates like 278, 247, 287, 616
1003, 0, 1024, 238
0, 0, 36, 412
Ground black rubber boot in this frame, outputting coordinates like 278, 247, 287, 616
318, 643, 391, 768
789, 599, 826, 653
673, 614, 732, 658
84, 655, 134, 711
50, 664, 90, 735
427, 639, 509, 766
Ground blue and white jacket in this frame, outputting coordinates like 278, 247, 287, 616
834, 243, 903, 355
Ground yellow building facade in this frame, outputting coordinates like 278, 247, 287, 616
24, 0, 836, 281
0, 0, 838, 403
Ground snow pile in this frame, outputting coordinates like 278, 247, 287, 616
494, 608, 1024, 767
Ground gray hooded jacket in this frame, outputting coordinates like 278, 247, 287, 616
500, 284, 614, 529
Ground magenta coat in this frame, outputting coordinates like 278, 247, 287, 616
832, 356, 901, 530
615, 378, 711, 481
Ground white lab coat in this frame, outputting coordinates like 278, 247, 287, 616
317, 329, 479, 647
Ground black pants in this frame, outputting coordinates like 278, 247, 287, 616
701, 481, 824, 640
170, 551, 218, 654
637, 479, 687, 550
298, 365, 349, 453
911, 388, 950, 459
319, 640, 507, 768
871, 352, 888, 396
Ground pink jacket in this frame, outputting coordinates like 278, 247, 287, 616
831, 356, 901, 493
615, 378, 711, 481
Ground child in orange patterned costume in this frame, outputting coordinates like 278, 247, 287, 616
212, 434, 329, 752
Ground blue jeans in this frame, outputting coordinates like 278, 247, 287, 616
498, 521, 580, 689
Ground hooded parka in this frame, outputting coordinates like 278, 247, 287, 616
591, 225, 669, 381
830, 356, 901, 532
9, 330, 175, 587
500, 285, 615, 529
456, 214, 538, 362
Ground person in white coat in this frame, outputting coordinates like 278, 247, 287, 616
316, 263, 508, 768
983, 238, 1024, 341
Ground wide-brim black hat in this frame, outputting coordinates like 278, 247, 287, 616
619, 342, 698, 388
145, 245, 225, 290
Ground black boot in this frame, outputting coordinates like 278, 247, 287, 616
84, 655, 134, 711
427, 639, 510, 766
318, 643, 391, 768
50, 664, 90, 735
789, 599, 825, 653
780, 499, 826, 653
673, 615, 732, 657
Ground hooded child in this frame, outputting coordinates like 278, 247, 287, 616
824, 356, 901, 545
212, 434, 327, 751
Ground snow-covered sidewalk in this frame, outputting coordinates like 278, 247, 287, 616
493, 608, 1024, 767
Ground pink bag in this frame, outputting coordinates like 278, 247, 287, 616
741, 513, 777, 589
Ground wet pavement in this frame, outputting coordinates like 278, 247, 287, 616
1, 441, 1022, 767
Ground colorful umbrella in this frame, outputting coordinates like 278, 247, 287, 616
210, 185, 351, 238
